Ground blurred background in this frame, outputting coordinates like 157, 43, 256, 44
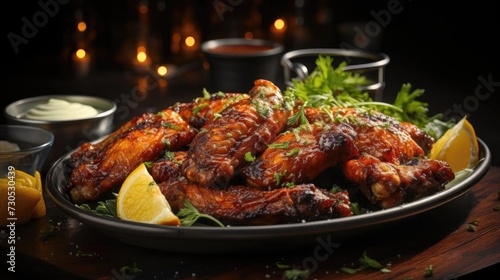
1, 0, 498, 165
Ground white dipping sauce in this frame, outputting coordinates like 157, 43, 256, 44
0, 140, 20, 152
23, 98, 99, 121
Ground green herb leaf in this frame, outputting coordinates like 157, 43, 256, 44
76, 250, 94, 257
120, 262, 142, 275
176, 200, 225, 227
283, 269, 310, 280
340, 267, 358, 274
285, 148, 300, 157
40, 225, 55, 241
276, 262, 290, 269
244, 151, 256, 162
359, 251, 383, 270
424, 264, 434, 277
78, 198, 117, 218
341, 251, 390, 274
268, 142, 290, 149
284, 55, 455, 141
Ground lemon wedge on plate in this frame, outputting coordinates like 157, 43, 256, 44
429, 116, 479, 173
116, 163, 180, 226
0, 170, 46, 227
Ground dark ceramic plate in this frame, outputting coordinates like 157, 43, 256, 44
46, 139, 491, 254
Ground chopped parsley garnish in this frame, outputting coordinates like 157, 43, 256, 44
341, 251, 391, 274
268, 142, 290, 149
120, 262, 142, 275
424, 264, 434, 277
244, 151, 256, 162
466, 219, 479, 232
40, 225, 56, 241
285, 148, 300, 157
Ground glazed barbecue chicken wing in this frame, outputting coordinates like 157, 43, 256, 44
67, 109, 197, 203
168, 92, 249, 129
242, 122, 358, 189
302, 107, 455, 208
151, 151, 352, 225
343, 154, 455, 208
182, 79, 290, 188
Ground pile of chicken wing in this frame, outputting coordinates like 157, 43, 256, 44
65, 79, 455, 226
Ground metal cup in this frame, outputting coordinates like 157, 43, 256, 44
281, 48, 390, 101
201, 38, 284, 93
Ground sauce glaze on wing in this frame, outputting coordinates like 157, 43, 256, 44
67, 109, 196, 203
181, 79, 290, 188
241, 122, 359, 189
168, 92, 249, 129
151, 152, 353, 225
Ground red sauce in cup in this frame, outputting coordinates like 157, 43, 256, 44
208, 44, 274, 55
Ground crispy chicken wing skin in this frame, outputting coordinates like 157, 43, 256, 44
303, 107, 425, 163
301, 107, 454, 208
343, 153, 455, 208
67, 109, 197, 203
242, 122, 358, 189
68, 112, 151, 168
399, 121, 434, 155
168, 93, 249, 129
181, 79, 290, 188
151, 152, 352, 225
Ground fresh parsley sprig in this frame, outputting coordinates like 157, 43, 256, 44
284, 55, 455, 140
176, 200, 225, 227
79, 197, 117, 218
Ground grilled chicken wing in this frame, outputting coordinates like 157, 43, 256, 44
67, 109, 197, 203
168, 92, 249, 129
241, 122, 358, 189
151, 152, 352, 225
67, 112, 152, 168
301, 107, 454, 208
303, 107, 426, 163
343, 153, 455, 208
181, 79, 290, 188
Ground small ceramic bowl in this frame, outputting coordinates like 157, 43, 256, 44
4, 95, 116, 172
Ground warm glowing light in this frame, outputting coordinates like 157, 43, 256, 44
75, 49, 86, 59
137, 51, 147, 63
139, 4, 148, 14
274, 19, 285, 30
77, 21, 87, 32
244, 32, 254, 40
185, 36, 195, 47
157, 65, 168, 76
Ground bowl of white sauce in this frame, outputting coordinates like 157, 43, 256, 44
4, 95, 116, 172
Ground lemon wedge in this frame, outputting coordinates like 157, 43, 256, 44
0, 170, 45, 227
429, 116, 479, 173
116, 163, 180, 225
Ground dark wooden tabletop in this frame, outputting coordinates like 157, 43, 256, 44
1, 164, 499, 280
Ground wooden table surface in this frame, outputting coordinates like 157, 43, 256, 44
1, 163, 499, 280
